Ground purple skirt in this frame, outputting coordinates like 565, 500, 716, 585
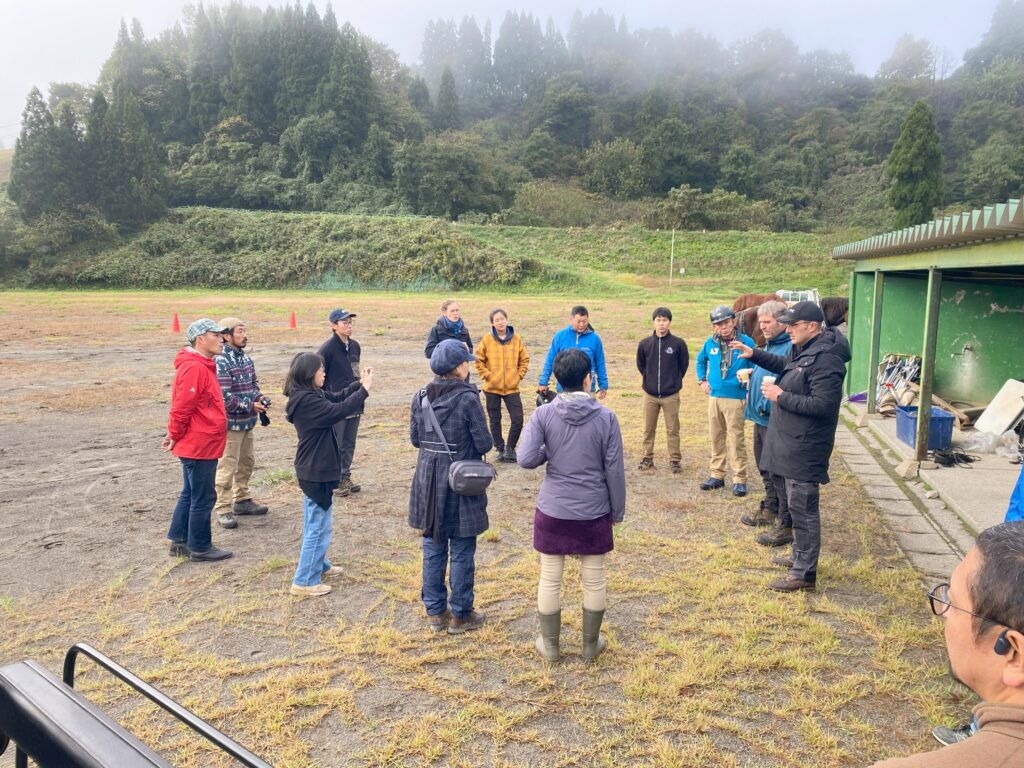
533, 508, 613, 556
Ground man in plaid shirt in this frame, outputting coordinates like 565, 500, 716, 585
213, 318, 270, 529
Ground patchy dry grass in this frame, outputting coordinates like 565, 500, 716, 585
0, 289, 966, 767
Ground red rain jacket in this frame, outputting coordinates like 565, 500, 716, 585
167, 347, 227, 460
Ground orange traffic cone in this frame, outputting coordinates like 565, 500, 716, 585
172, 312, 180, 333
289, 310, 297, 329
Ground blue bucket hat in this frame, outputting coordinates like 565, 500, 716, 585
430, 338, 476, 375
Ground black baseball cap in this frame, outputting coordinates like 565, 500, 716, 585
329, 308, 357, 323
778, 301, 825, 325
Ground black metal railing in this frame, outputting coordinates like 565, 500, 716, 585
63, 643, 272, 768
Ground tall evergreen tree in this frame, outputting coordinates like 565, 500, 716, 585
885, 99, 943, 227
315, 24, 374, 148
8, 88, 59, 219
434, 66, 461, 131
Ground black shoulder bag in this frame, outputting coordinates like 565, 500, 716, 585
420, 393, 496, 496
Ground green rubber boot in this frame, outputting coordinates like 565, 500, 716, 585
534, 610, 561, 661
581, 608, 606, 662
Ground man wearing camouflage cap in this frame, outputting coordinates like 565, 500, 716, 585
163, 318, 233, 562
213, 317, 270, 529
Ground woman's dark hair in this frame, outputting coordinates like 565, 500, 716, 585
970, 522, 1024, 639
553, 348, 591, 391
652, 307, 672, 321
283, 352, 324, 396
489, 308, 507, 323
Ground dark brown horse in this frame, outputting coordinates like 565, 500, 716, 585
732, 293, 779, 347
731, 293, 849, 347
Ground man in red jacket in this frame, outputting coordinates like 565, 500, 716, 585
163, 318, 233, 561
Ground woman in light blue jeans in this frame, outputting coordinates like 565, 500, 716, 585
284, 352, 372, 597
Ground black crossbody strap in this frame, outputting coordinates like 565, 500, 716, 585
420, 392, 455, 461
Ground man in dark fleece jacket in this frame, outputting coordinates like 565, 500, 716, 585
730, 301, 850, 593
636, 307, 689, 473
318, 308, 363, 497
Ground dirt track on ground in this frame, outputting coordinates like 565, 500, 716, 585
0, 291, 966, 767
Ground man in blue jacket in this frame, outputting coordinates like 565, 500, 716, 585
538, 306, 609, 400
740, 301, 793, 544
696, 305, 755, 496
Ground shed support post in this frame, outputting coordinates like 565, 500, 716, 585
866, 271, 885, 414
915, 268, 943, 461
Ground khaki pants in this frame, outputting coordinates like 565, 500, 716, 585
215, 428, 255, 512
707, 397, 747, 483
642, 392, 681, 461
538, 554, 606, 613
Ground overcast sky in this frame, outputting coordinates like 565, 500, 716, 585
0, 0, 1001, 147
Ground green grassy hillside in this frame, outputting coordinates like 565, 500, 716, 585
8, 206, 854, 295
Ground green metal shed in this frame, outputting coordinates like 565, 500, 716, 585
833, 196, 1024, 460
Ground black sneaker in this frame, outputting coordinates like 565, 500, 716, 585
670, 461, 681, 474
233, 499, 268, 515
699, 477, 725, 490
638, 457, 655, 470
189, 546, 233, 562
169, 540, 189, 557
732, 483, 747, 497
932, 724, 972, 746
502, 448, 518, 464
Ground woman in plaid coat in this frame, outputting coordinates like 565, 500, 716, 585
409, 339, 493, 635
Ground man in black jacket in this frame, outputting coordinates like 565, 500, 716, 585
318, 308, 363, 497
636, 307, 690, 473
730, 301, 851, 592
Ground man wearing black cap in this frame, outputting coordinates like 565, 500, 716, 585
729, 301, 851, 592
318, 308, 364, 497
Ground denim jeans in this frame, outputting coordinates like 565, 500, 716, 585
421, 535, 477, 618
784, 478, 820, 583
168, 458, 218, 552
294, 495, 334, 586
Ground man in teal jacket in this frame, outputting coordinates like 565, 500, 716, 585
696, 305, 755, 496
538, 306, 609, 399
741, 301, 793, 541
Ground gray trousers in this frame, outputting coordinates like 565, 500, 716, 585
754, 424, 788, 524
783, 477, 820, 583
333, 415, 360, 481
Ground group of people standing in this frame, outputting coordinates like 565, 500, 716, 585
163, 295, 848, 658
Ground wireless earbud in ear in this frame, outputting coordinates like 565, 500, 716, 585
994, 629, 1011, 655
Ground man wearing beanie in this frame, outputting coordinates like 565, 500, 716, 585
318, 308, 364, 497
163, 318, 233, 562
213, 317, 270, 529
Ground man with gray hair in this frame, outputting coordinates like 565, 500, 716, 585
740, 301, 793, 544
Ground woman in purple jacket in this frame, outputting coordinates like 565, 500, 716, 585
517, 348, 626, 662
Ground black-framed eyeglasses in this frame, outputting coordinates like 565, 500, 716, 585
927, 583, 1001, 627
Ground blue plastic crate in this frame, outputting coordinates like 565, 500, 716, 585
895, 405, 955, 451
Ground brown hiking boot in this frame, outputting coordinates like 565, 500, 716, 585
638, 457, 655, 471
741, 507, 777, 527
757, 526, 794, 547
670, 460, 681, 474
448, 610, 486, 635
427, 609, 451, 633
771, 555, 795, 568
768, 576, 815, 592
340, 478, 361, 495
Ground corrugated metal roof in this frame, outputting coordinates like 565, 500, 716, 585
832, 196, 1024, 261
